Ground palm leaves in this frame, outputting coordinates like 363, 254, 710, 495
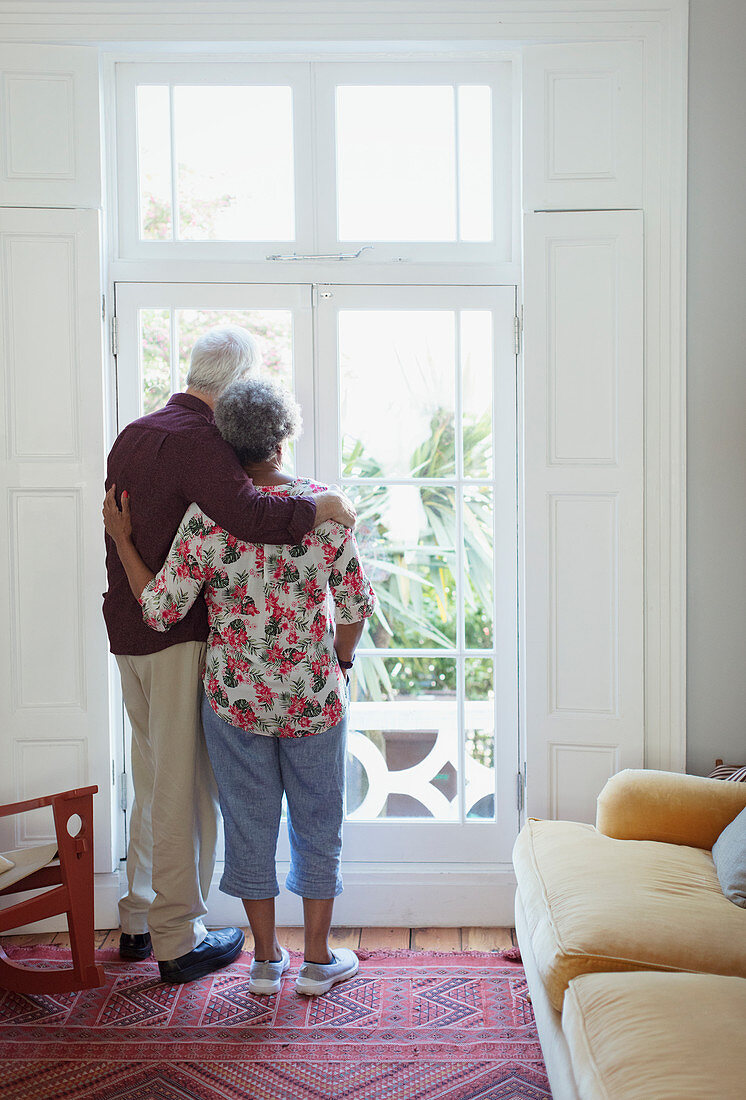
344, 407, 494, 700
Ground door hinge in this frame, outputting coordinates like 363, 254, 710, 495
119, 771, 128, 813
111, 315, 119, 357
516, 768, 525, 814
513, 313, 521, 356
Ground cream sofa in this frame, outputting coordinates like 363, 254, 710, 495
513, 769, 746, 1100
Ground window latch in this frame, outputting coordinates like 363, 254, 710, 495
265, 246, 373, 261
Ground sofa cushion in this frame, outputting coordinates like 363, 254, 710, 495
512, 818, 746, 1010
712, 805, 746, 906
596, 769, 746, 848
562, 971, 746, 1100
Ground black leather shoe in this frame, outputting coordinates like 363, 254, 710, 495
158, 927, 245, 984
119, 932, 152, 961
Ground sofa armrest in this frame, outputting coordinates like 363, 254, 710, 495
596, 769, 746, 849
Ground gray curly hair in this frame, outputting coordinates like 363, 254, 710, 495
214, 376, 302, 464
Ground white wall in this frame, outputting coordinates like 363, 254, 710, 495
687, 0, 746, 774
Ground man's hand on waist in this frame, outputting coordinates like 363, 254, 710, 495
314, 489, 356, 529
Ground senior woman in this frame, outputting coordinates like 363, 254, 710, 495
104, 376, 375, 997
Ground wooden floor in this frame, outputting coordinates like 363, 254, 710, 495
1, 927, 516, 952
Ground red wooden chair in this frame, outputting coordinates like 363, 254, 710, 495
0, 786, 105, 993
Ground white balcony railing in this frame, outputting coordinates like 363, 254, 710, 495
347, 700, 494, 821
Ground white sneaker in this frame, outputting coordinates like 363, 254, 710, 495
248, 945, 290, 995
294, 947, 359, 996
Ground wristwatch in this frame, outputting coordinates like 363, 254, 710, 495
338, 657, 354, 671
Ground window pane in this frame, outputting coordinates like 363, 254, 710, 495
136, 308, 294, 427
137, 86, 172, 240
461, 310, 494, 478
174, 309, 293, 393
351, 484, 457, 649
336, 85, 456, 242
463, 487, 494, 648
140, 309, 171, 414
340, 309, 455, 479
457, 86, 493, 242
172, 86, 295, 241
465, 658, 495, 820
347, 656, 458, 819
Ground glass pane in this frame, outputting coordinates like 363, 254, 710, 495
173, 86, 294, 241
137, 86, 173, 240
463, 487, 494, 648
457, 86, 493, 242
347, 657, 458, 819
340, 310, 455, 479
461, 310, 494, 478
140, 309, 171, 415
174, 309, 293, 393
465, 658, 495, 820
336, 85, 456, 241
136, 306, 294, 453
350, 484, 457, 649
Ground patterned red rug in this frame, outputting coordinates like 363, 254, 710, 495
0, 946, 550, 1100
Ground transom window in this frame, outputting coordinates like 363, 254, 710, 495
115, 61, 513, 263
136, 84, 297, 242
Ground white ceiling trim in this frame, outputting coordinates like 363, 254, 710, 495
0, 1, 687, 44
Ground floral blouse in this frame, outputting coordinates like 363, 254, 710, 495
139, 479, 376, 738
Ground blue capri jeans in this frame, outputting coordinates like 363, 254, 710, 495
200, 694, 347, 901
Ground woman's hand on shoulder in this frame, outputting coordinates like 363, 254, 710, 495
102, 484, 132, 546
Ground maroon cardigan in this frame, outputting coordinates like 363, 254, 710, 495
103, 393, 316, 655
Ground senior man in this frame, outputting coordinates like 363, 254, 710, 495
103, 326, 354, 984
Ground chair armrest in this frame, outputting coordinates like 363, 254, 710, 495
0, 786, 98, 819
596, 769, 746, 849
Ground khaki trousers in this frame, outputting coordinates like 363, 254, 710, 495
116, 642, 219, 961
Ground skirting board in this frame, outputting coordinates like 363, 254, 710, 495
0, 866, 518, 932
205, 863, 518, 927
0, 872, 122, 934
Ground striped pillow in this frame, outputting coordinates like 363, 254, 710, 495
708, 763, 746, 782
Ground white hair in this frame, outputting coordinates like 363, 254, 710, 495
185, 326, 258, 396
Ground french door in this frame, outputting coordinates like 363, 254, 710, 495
114, 280, 519, 907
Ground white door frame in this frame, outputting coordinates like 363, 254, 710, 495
113, 280, 519, 924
